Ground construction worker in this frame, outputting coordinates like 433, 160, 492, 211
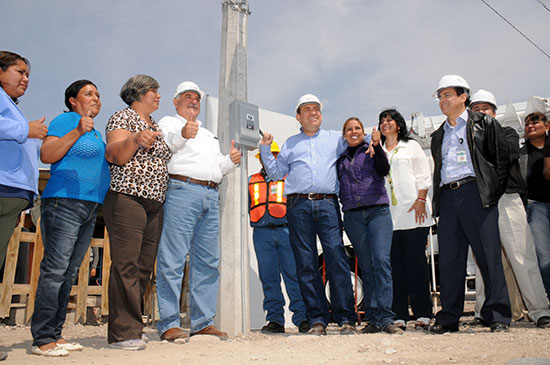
248, 141, 308, 334
469, 89, 550, 328
428, 75, 511, 334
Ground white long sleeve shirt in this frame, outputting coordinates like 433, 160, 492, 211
159, 114, 236, 183
382, 139, 434, 230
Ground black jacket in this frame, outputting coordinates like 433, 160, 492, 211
430, 110, 509, 216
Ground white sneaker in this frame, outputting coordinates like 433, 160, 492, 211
31, 346, 69, 357
56, 342, 84, 351
110, 339, 146, 351
142, 333, 149, 343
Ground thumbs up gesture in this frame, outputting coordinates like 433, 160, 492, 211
76, 110, 95, 135
28, 116, 48, 139
229, 139, 242, 165
134, 130, 161, 149
371, 126, 381, 146
182, 119, 199, 139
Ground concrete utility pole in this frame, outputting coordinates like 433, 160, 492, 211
216, 0, 251, 336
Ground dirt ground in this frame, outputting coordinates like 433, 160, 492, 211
2, 301, 550, 364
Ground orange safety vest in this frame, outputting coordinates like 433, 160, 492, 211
248, 172, 286, 223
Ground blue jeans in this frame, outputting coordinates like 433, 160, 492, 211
343, 205, 395, 328
156, 179, 220, 334
31, 197, 99, 346
253, 226, 307, 326
527, 201, 550, 299
286, 196, 356, 327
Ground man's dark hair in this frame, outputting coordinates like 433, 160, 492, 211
454, 87, 470, 107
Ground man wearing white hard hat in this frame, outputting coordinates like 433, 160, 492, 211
259, 94, 357, 335
248, 141, 308, 334
428, 75, 511, 334
470, 90, 550, 328
155, 81, 241, 341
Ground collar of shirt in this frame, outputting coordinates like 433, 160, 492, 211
443, 109, 468, 131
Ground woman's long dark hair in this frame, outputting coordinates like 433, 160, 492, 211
378, 108, 411, 144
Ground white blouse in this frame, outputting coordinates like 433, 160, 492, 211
382, 139, 434, 230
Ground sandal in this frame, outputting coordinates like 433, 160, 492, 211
31, 346, 69, 357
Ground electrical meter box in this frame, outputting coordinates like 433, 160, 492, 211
229, 100, 260, 150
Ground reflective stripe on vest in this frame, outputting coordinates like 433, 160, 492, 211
249, 173, 286, 223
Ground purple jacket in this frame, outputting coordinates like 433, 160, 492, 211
337, 142, 390, 212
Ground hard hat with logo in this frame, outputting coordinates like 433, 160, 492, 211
295, 94, 323, 113
255, 141, 280, 159
433, 75, 470, 98
174, 81, 205, 100
470, 89, 497, 109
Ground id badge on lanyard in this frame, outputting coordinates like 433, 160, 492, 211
456, 150, 467, 164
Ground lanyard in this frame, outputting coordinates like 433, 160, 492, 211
387, 147, 399, 206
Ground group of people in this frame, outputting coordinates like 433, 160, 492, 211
1, 48, 549, 360
0, 50, 240, 358
254, 75, 550, 337
256, 94, 432, 336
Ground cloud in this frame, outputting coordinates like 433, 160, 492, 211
2, 0, 548, 139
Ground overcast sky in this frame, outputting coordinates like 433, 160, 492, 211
2, 0, 549, 136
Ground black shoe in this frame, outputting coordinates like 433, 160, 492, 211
536, 316, 550, 328
490, 322, 509, 333
425, 323, 459, 334
307, 322, 326, 335
298, 320, 310, 333
468, 317, 488, 327
261, 321, 285, 334
382, 323, 404, 334
360, 323, 381, 334
0, 352, 6, 361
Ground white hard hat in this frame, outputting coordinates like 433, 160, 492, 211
470, 89, 497, 109
174, 81, 204, 100
433, 75, 470, 98
295, 94, 322, 113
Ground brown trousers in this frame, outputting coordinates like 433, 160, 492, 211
103, 191, 164, 343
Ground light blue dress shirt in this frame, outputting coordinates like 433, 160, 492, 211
260, 128, 352, 195
440, 109, 476, 185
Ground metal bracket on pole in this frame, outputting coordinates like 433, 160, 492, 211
222, 0, 250, 15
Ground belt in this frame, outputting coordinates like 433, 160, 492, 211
287, 193, 337, 200
260, 224, 288, 229
169, 174, 219, 190
442, 176, 476, 190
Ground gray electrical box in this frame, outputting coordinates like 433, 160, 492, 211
229, 100, 260, 150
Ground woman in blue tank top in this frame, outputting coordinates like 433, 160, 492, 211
30, 80, 110, 357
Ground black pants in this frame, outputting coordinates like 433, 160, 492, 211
390, 227, 433, 321
436, 182, 510, 327
103, 191, 164, 343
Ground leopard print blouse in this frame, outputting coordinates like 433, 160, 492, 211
106, 107, 172, 202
